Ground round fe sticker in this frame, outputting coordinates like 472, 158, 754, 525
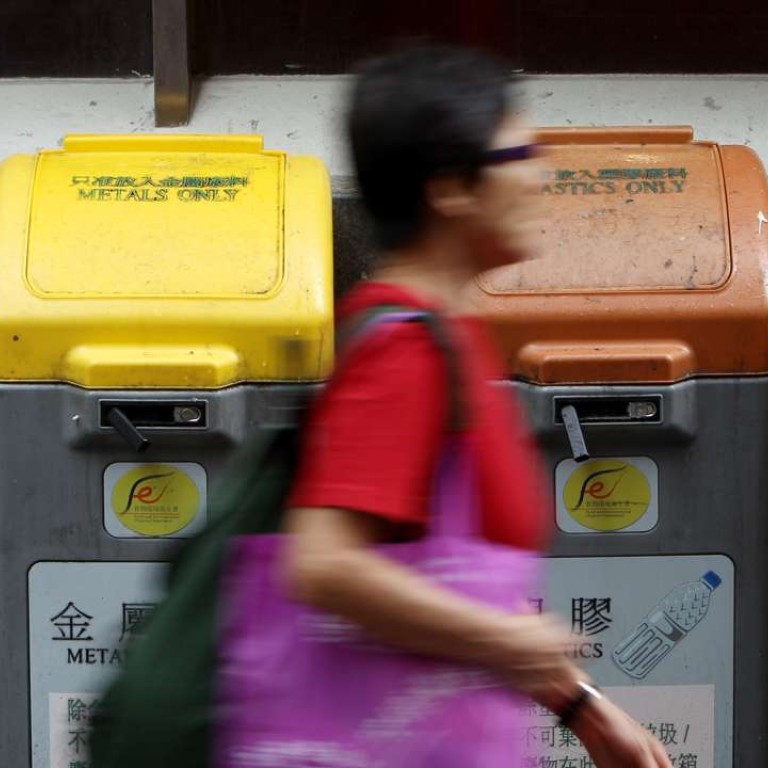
111, 463, 201, 536
562, 459, 651, 532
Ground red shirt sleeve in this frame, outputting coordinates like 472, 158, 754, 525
288, 320, 447, 526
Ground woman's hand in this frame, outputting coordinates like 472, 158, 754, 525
497, 620, 671, 767
573, 694, 673, 768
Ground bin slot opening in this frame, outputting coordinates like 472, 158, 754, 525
99, 401, 207, 429
554, 396, 661, 425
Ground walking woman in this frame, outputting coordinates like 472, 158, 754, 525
283, 46, 671, 768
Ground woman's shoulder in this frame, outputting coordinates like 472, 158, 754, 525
337, 280, 437, 321
338, 279, 444, 350
321, 284, 456, 414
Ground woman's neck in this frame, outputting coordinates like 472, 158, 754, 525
372, 230, 474, 312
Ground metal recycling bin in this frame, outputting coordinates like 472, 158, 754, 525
0, 134, 333, 768
467, 125, 768, 767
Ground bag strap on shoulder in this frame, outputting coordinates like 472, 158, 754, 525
336, 304, 466, 432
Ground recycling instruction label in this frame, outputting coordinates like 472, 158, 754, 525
29, 555, 733, 767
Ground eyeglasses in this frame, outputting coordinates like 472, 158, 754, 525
479, 143, 540, 166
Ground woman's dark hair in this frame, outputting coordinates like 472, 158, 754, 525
348, 45, 513, 251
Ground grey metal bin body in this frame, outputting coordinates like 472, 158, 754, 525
2, 386, 317, 768
513, 380, 761, 767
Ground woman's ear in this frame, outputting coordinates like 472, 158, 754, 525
424, 174, 478, 220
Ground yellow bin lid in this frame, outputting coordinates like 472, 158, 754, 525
0, 134, 333, 387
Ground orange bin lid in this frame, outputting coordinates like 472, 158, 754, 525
468, 126, 768, 384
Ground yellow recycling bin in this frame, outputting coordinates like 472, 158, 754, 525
0, 134, 333, 768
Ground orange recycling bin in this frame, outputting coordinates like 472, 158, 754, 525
468, 126, 768, 767
472, 125, 768, 384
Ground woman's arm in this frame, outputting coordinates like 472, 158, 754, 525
282, 504, 581, 713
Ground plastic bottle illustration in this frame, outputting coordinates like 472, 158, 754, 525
612, 570, 721, 679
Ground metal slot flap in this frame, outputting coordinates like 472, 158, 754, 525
554, 396, 661, 425
99, 400, 207, 429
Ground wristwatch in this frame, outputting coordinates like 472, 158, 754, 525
557, 680, 604, 729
